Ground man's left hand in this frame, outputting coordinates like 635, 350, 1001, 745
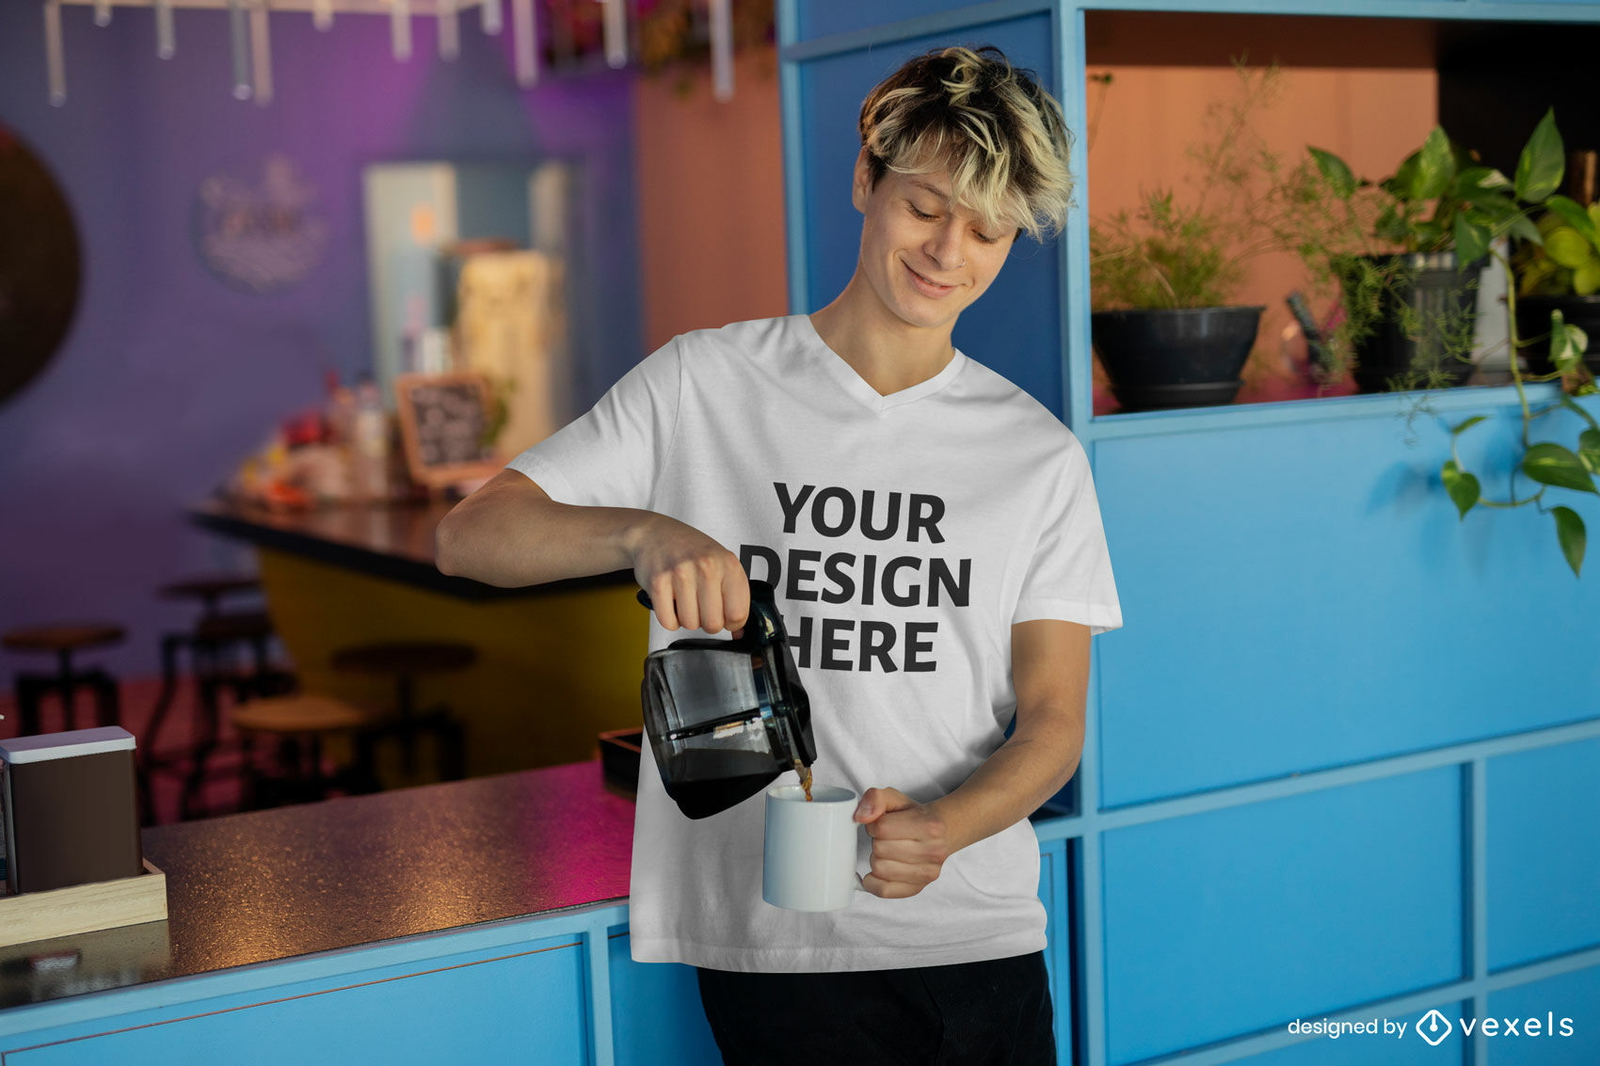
854, 787, 953, 899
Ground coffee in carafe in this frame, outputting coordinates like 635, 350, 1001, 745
639, 580, 816, 819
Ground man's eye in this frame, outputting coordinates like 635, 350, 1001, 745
974, 231, 998, 244
908, 205, 937, 221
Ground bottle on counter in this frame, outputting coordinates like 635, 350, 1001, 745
351, 373, 391, 503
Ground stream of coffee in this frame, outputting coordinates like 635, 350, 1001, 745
794, 759, 813, 801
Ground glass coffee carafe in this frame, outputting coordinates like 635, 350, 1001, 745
639, 580, 815, 819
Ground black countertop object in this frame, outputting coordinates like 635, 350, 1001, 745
190, 497, 633, 601
0, 762, 634, 1012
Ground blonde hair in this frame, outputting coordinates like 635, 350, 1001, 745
858, 45, 1075, 242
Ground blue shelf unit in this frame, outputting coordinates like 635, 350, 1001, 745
779, 2, 1600, 1065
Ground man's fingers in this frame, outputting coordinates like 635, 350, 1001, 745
860, 871, 927, 900
649, 575, 679, 630
672, 568, 701, 631
725, 576, 751, 634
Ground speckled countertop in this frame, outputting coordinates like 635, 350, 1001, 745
0, 761, 635, 1011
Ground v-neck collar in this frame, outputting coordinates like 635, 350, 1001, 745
794, 314, 968, 414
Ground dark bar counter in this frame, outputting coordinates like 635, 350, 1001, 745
190, 496, 632, 601
0, 762, 634, 1011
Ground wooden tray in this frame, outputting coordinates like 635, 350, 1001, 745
0, 859, 167, 948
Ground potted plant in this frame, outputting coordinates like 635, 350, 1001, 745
1088, 66, 1276, 412
1089, 196, 1264, 411
1273, 126, 1536, 392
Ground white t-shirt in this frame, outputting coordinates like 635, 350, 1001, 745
508, 314, 1121, 972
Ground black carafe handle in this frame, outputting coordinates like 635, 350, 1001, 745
635, 579, 786, 650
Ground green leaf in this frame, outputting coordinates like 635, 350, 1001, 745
1375, 205, 1410, 245
1546, 228, 1593, 268
1576, 259, 1600, 297
1579, 427, 1600, 473
1441, 460, 1481, 518
1504, 212, 1543, 245
1590, 201, 1600, 232
1552, 506, 1586, 576
1454, 215, 1492, 264
1523, 441, 1598, 493
1414, 127, 1456, 202
1544, 195, 1600, 245
1515, 108, 1565, 204
1450, 415, 1487, 436
1552, 313, 1587, 372
1308, 147, 1357, 199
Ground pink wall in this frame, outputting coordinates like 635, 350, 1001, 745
632, 47, 789, 352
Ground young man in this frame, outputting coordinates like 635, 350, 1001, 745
436, 45, 1121, 1064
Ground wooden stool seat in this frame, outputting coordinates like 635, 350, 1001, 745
3, 623, 125, 654
4, 621, 125, 737
193, 610, 274, 644
232, 694, 373, 735
330, 642, 477, 676
231, 695, 382, 810
158, 574, 261, 604
329, 642, 475, 783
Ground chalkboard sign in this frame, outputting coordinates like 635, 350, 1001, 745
394, 373, 502, 489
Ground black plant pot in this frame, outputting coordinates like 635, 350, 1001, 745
1091, 306, 1264, 412
1349, 252, 1481, 393
1515, 294, 1600, 376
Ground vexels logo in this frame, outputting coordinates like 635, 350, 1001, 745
1414, 1009, 1576, 1045
1417, 1010, 1453, 1046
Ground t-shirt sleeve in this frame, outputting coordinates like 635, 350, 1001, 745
504, 336, 682, 510
1012, 435, 1123, 634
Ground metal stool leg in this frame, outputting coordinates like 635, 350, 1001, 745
14, 675, 46, 737
145, 632, 187, 758
87, 670, 120, 729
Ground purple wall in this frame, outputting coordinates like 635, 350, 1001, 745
0, 6, 642, 689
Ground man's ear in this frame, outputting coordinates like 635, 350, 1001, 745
851, 148, 873, 215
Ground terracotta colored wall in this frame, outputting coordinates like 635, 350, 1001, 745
633, 48, 789, 352
1086, 63, 1438, 370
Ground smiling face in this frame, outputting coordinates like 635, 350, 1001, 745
851, 150, 1018, 335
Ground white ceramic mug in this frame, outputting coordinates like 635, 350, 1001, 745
762, 783, 863, 912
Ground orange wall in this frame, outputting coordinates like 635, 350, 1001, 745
633, 47, 789, 352
1086, 63, 1438, 329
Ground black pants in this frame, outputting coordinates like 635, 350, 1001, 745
696, 952, 1055, 1065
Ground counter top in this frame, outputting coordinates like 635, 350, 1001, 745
190, 497, 633, 600
0, 761, 635, 1012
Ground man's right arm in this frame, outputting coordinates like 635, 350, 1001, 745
434, 469, 750, 633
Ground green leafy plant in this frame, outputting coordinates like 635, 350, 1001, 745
1264, 123, 1543, 389
1514, 197, 1600, 298
1430, 111, 1600, 576
1090, 64, 1280, 312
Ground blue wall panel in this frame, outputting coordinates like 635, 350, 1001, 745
1093, 403, 1600, 807
608, 934, 723, 1066
1484, 965, 1599, 1065
1487, 739, 1600, 972
1101, 768, 1463, 1065
795, 0, 992, 42
793, 13, 1067, 416
6, 938, 587, 1064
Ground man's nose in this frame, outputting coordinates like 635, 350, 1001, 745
923, 223, 964, 272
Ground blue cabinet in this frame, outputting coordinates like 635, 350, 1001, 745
1, 844, 1078, 1065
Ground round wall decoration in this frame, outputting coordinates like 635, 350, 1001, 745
0, 126, 82, 407
196, 154, 328, 294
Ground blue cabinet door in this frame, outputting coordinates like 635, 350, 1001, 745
7, 937, 589, 1066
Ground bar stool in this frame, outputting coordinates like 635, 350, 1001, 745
144, 574, 294, 823
145, 574, 270, 749
3, 623, 125, 736
330, 641, 475, 782
231, 694, 380, 809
